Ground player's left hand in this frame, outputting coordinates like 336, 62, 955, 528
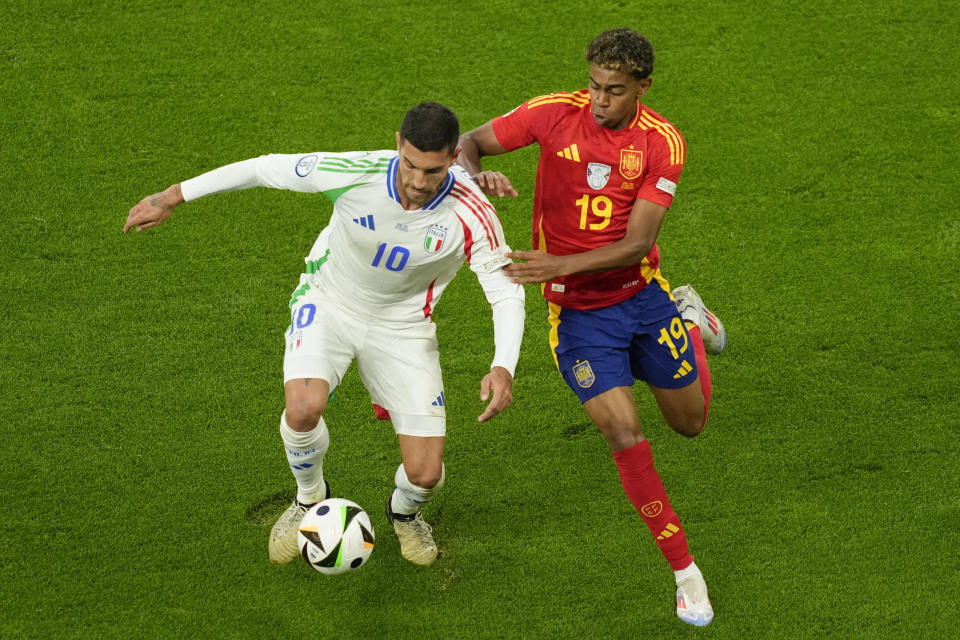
478, 366, 513, 422
504, 250, 568, 284
123, 184, 184, 233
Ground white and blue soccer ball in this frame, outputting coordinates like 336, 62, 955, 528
298, 498, 375, 575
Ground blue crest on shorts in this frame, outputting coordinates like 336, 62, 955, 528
572, 360, 595, 388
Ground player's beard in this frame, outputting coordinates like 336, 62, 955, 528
401, 180, 437, 208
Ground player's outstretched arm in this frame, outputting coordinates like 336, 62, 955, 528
504, 198, 668, 283
123, 184, 184, 233
477, 366, 514, 423
458, 121, 518, 198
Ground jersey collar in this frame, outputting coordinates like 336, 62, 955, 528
386, 155, 456, 211
627, 102, 644, 129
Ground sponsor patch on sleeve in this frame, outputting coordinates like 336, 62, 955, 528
656, 177, 677, 196
481, 255, 513, 273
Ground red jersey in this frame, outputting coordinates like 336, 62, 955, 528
492, 89, 686, 309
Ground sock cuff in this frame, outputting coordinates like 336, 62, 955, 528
612, 439, 653, 466
395, 462, 445, 497
280, 412, 328, 448
674, 560, 701, 583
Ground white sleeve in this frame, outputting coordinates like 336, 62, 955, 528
180, 152, 386, 202
450, 168, 525, 376
476, 257, 525, 378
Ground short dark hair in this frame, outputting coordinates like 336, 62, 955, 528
399, 102, 460, 154
585, 28, 654, 80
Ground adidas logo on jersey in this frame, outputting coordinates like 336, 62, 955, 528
353, 215, 375, 230
431, 391, 445, 407
556, 144, 581, 162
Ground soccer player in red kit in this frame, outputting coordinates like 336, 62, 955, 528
458, 28, 725, 626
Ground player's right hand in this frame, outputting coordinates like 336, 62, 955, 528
123, 184, 184, 233
477, 366, 514, 422
471, 171, 518, 198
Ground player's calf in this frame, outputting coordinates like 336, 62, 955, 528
387, 463, 444, 565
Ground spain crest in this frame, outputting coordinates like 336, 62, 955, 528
572, 359, 595, 388
424, 224, 447, 253
619, 148, 644, 180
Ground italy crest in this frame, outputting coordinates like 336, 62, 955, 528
424, 224, 447, 253
618, 148, 644, 180
586, 163, 611, 190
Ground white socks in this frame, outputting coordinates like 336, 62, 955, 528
280, 411, 330, 504
674, 560, 703, 585
390, 463, 445, 516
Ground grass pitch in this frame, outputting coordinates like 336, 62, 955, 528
2, 1, 958, 638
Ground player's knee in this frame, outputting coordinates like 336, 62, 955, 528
405, 465, 444, 490
284, 394, 327, 432
669, 411, 705, 438
598, 422, 646, 450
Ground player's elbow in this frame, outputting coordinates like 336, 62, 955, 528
633, 236, 656, 261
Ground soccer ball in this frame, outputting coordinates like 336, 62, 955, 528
297, 498, 375, 575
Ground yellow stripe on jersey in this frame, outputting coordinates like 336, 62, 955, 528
638, 112, 686, 165
527, 91, 590, 110
528, 97, 590, 109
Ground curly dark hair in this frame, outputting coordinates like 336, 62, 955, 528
585, 28, 654, 80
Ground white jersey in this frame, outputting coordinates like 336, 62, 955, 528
180, 150, 525, 375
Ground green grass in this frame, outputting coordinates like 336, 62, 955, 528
2, 0, 959, 638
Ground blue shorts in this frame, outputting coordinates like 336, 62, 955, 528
549, 282, 699, 403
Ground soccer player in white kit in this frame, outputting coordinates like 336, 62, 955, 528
124, 103, 525, 566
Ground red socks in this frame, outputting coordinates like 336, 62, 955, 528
612, 440, 693, 571
687, 325, 712, 428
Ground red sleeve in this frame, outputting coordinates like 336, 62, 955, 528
491, 96, 552, 151
636, 126, 686, 209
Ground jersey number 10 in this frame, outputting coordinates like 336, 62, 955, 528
371, 242, 410, 272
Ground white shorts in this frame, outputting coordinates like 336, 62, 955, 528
283, 289, 446, 435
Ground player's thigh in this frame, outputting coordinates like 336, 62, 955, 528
646, 380, 705, 436
356, 323, 446, 420
550, 303, 634, 404
627, 309, 700, 391
283, 294, 356, 418
628, 311, 705, 434
581, 385, 646, 449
